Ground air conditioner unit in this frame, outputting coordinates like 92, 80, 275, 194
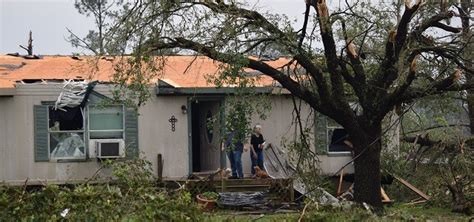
90, 139, 125, 158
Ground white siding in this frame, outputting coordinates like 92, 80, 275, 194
0, 84, 190, 184
0, 83, 370, 184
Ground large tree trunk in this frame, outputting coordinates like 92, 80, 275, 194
461, 0, 473, 138
448, 183, 472, 214
351, 124, 383, 211
468, 93, 474, 134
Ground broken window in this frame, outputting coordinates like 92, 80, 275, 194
327, 119, 352, 153
88, 105, 124, 139
328, 128, 352, 153
48, 106, 86, 159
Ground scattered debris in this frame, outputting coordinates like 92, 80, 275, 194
6, 52, 19, 57
338, 184, 354, 201
54, 80, 88, 110
298, 202, 310, 222
362, 202, 373, 214
394, 176, 430, 201
60, 208, 69, 218
0, 62, 26, 71
53, 80, 97, 111
263, 144, 339, 205
218, 191, 268, 209
381, 188, 393, 204
315, 187, 340, 205
337, 169, 345, 196
23, 55, 40, 59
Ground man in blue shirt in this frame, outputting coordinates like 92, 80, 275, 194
223, 131, 244, 179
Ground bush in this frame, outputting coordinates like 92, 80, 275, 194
200, 191, 219, 201
0, 158, 202, 221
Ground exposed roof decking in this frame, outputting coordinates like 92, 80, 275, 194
0, 55, 293, 93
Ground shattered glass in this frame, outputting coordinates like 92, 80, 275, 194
50, 133, 85, 158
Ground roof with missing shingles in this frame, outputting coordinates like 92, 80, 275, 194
0, 55, 292, 89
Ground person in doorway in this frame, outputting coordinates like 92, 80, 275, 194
223, 130, 245, 179
250, 124, 266, 178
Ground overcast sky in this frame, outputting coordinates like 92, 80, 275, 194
0, 0, 307, 55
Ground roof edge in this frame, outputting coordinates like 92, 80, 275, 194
0, 88, 16, 96
156, 86, 288, 96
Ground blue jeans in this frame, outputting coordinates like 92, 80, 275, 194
227, 150, 243, 178
251, 149, 265, 175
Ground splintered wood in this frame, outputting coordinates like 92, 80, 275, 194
395, 176, 430, 201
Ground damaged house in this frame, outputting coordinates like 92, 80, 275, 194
0, 55, 398, 185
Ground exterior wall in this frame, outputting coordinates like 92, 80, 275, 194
232, 95, 354, 176
137, 94, 189, 179
0, 84, 369, 184
0, 83, 190, 184
0, 84, 103, 185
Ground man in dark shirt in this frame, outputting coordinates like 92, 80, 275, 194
223, 131, 244, 179
250, 124, 265, 177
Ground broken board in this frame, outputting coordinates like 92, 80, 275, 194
394, 176, 430, 201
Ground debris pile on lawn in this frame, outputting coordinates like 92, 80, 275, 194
263, 143, 339, 205
217, 191, 268, 209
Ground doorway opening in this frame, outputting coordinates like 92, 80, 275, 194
190, 99, 223, 173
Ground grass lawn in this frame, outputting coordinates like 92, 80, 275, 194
203, 204, 472, 221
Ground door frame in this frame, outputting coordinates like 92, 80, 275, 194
187, 96, 226, 175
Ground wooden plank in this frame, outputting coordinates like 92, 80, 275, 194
157, 154, 163, 181
395, 176, 430, 200
337, 169, 344, 196
220, 178, 226, 192
404, 199, 427, 205
380, 188, 390, 201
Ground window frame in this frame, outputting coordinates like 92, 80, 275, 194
47, 106, 87, 161
326, 119, 352, 155
87, 104, 125, 140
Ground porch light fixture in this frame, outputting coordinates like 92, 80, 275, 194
181, 105, 187, 114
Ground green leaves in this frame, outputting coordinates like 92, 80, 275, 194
0, 159, 202, 221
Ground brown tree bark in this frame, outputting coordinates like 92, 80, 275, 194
351, 123, 383, 210
123, 1, 474, 211
460, 0, 474, 136
460, 1, 473, 213
448, 183, 472, 214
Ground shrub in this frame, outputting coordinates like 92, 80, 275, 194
0, 158, 202, 221
200, 191, 219, 201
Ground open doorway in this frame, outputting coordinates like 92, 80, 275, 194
190, 99, 223, 173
